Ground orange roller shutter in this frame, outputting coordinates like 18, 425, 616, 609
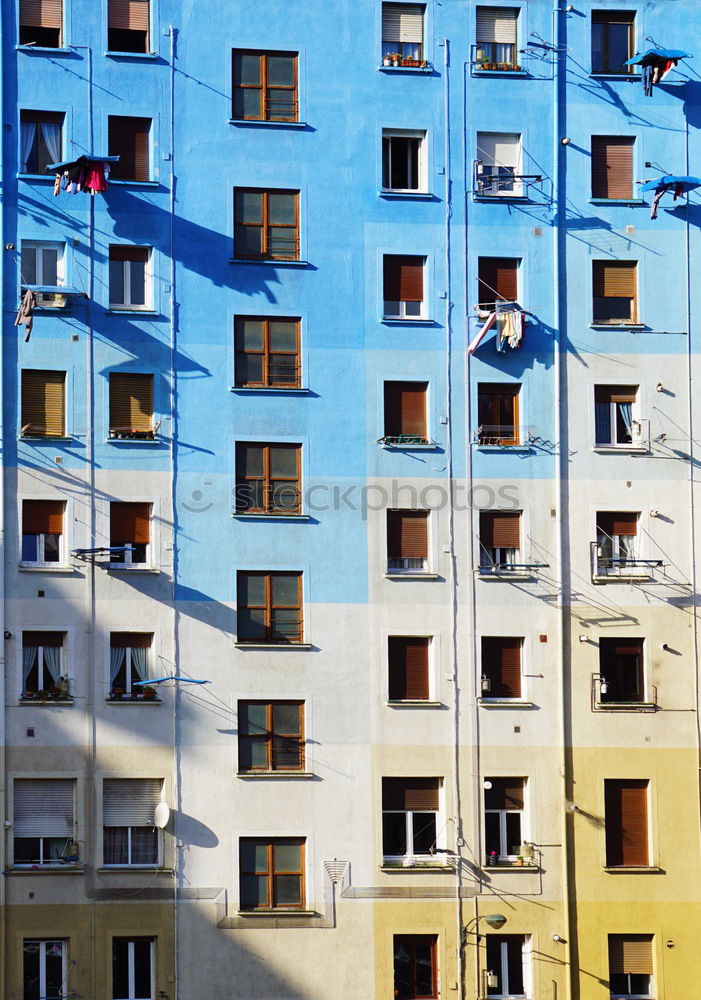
110, 502, 151, 543
593, 261, 636, 298
383, 255, 424, 301
480, 511, 520, 548
591, 136, 634, 199
388, 637, 430, 700
608, 935, 653, 975
605, 780, 649, 866
110, 632, 153, 648
108, 0, 149, 31
110, 373, 153, 433
22, 370, 65, 437
21, 0, 62, 28
597, 512, 638, 536
383, 778, 439, 810
23, 499, 63, 535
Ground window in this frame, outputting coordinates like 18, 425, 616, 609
479, 511, 521, 571
599, 639, 645, 704
477, 257, 519, 311
23, 940, 67, 1000
393, 935, 438, 1000
232, 50, 298, 122
476, 7, 518, 68
605, 779, 649, 867
486, 935, 527, 998
109, 247, 151, 309
108, 0, 149, 53
239, 837, 305, 910
14, 778, 74, 866
22, 631, 64, 698
595, 385, 638, 447
112, 938, 154, 1000
234, 316, 301, 388
110, 502, 151, 567
477, 384, 520, 446
387, 510, 429, 573
21, 370, 65, 438
596, 512, 639, 575
608, 935, 653, 999
103, 779, 161, 866
22, 500, 64, 565
236, 571, 303, 644
476, 132, 522, 196
382, 130, 426, 192
19, 0, 62, 47
238, 701, 304, 772
21, 241, 65, 306
388, 637, 430, 701
481, 638, 522, 699
108, 116, 150, 182
109, 633, 153, 698
592, 11, 635, 74
384, 381, 428, 444
20, 111, 63, 175
109, 373, 154, 439
235, 443, 301, 514
382, 777, 440, 859
484, 778, 524, 863
593, 261, 637, 323
592, 136, 634, 199
383, 254, 425, 318
382, 3, 425, 62
234, 188, 299, 261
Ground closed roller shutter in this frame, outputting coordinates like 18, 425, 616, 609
110, 632, 152, 648
103, 778, 162, 826
382, 3, 424, 42
108, 0, 149, 31
591, 136, 634, 199
482, 637, 521, 697
15, 779, 74, 837
608, 935, 653, 974
383, 777, 439, 810
478, 257, 518, 303
594, 385, 637, 404
388, 637, 429, 700
20, 0, 61, 28
109, 117, 150, 181
388, 510, 428, 559
110, 502, 151, 544
22, 370, 65, 437
23, 499, 63, 535
383, 255, 424, 302
485, 777, 524, 810
593, 261, 636, 298
597, 512, 638, 536
480, 511, 520, 548
476, 6, 517, 43
384, 382, 427, 437
23, 631, 63, 647
109, 373, 153, 433
605, 779, 649, 866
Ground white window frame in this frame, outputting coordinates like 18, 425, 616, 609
610, 975, 653, 1000
112, 938, 155, 1000
21, 640, 64, 697
103, 825, 160, 867
594, 511, 646, 578
108, 502, 153, 570
23, 940, 68, 999
594, 386, 641, 448
110, 644, 151, 695
382, 781, 443, 863
487, 935, 530, 999
109, 248, 152, 310
476, 132, 523, 197
13, 776, 76, 866
382, 254, 427, 320
381, 129, 428, 192
21, 240, 66, 306
21, 530, 63, 567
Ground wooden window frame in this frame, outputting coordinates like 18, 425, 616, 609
236, 571, 303, 644
477, 383, 520, 445
393, 934, 438, 1000
239, 837, 305, 910
238, 700, 305, 772
232, 49, 298, 122
234, 316, 301, 389
235, 443, 301, 515
233, 188, 300, 261
21, 369, 66, 439
591, 11, 635, 75
383, 380, 428, 443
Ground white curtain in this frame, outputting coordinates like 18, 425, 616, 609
43, 647, 61, 685
22, 646, 38, 689
110, 647, 126, 686
131, 647, 147, 682
41, 123, 61, 167
20, 122, 36, 173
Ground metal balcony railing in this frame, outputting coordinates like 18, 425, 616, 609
590, 541, 663, 581
474, 425, 535, 447
472, 161, 543, 199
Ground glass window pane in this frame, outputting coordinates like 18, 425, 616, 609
44, 534, 60, 562
240, 702, 267, 735
273, 840, 300, 871
506, 812, 522, 853
235, 190, 263, 224
23, 941, 41, 1000
133, 940, 152, 999
272, 736, 300, 768
235, 88, 262, 119
393, 939, 412, 998
240, 874, 267, 907
268, 320, 297, 351
110, 259, 125, 304
506, 938, 524, 994
238, 609, 266, 639
267, 193, 295, 225
607, 23, 631, 71
240, 445, 264, 477
270, 483, 298, 510
591, 23, 604, 72
269, 447, 297, 478
270, 610, 299, 639
237, 353, 264, 384
104, 827, 129, 865
269, 355, 297, 384
239, 739, 268, 770
22, 534, 39, 562
274, 873, 301, 905
383, 812, 407, 855
234, 53, 262, 85
235, 225, 263, 257
412, 812, 436, 853
128, 260, 146, 306
238, 573, 265, 606
112, 940, 130, 1000
131, 827, 158, 864
269, 94, 295, 121
268, 227, 296, 256
271, 574, 298, 606
42, 249, 59, 287
22, 247, 37, 286
241, 841, 268, 873
267, 55, 294, 86
272, 703, 301, 734
238, 319, 264, 350
415, 940, 434, 995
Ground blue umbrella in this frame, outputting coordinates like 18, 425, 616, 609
640, 175, 701, 194
625, 48, 689, 65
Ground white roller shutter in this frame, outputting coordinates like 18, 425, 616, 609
477, 131, 521, 168
382, 3, 424, 43
476, 7, 518, 44
14, 779, 74, 837
103, 779, 162, 826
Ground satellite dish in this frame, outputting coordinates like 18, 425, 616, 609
154, 802, 170, 829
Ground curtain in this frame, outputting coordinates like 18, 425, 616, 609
41, 123, 61, 167
110, 647, 126, 686
619, 401, 633, 438
130, 647, 147, 682
43, 647, 61, 684
104, 827, 128, 865
595, 401, 611, 443
20, 122, 36, 173
22, 646, 38, 690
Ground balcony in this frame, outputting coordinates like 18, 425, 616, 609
474, 425, 534, 448
590, 542, 662, 582
472, 161, 543, 200
591, 674, 657, 712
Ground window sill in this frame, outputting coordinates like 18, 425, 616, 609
479, 699, 536, 708
234, 642, 312, 649
482, 862, 538, 871
17, 173, 55, 182
592, 574, 653, 584
232, 513, 310, 521
476, 444, 533, 453
106, 437, 162, 446
237, 909, 317, 917
105, 50, 159, 59
386, 699, 443, 707
16, 45, 74, 55
603, 865, 662, 874
229, 258, 309, 267
381, 317, 433, 325
107, 566, 160, 574
589, 323, 645, 330
595, 701, 657, 712
105, 698, 162, 706
381, 862, 453, 872
19, 564, 75, 573
477, 571, 534, 581
589, 72, 637, 79
380, 441, 438, 450
108, 179, 159, 187
473, 193, 530, 203
474, 68, 529, 77
106, 308, 159, 315
9, 864, 84, 874
592, 445, 650, 454
384, 572, 440, 580
98, 866, 171, 873
589, 198, 646, 206
378, 65, 433, 73
229, 119, 308, 128
19, 435, 73, 442
230, 386, 309, 394
379, 190, 435, 200
19, 697, 74, 706
237, 771, 315, 779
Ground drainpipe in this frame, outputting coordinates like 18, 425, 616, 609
0, 0, 7, 994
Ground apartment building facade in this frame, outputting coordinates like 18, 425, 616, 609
1, 1, 700, 999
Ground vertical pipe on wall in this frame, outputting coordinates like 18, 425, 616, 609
0, 0, 7, 993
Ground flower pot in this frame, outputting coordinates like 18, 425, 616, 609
383, 57, 391, 66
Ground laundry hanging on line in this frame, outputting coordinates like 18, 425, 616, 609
639, 174, 701, 219
496, 311, 525, 352
47, 154, 120, 196
624, 48, 689, 96
14, 289, 36, 342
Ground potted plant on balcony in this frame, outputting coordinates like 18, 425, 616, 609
390, 52, 401, 66
142, 686, 157, 701
110, 686, 125, 701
